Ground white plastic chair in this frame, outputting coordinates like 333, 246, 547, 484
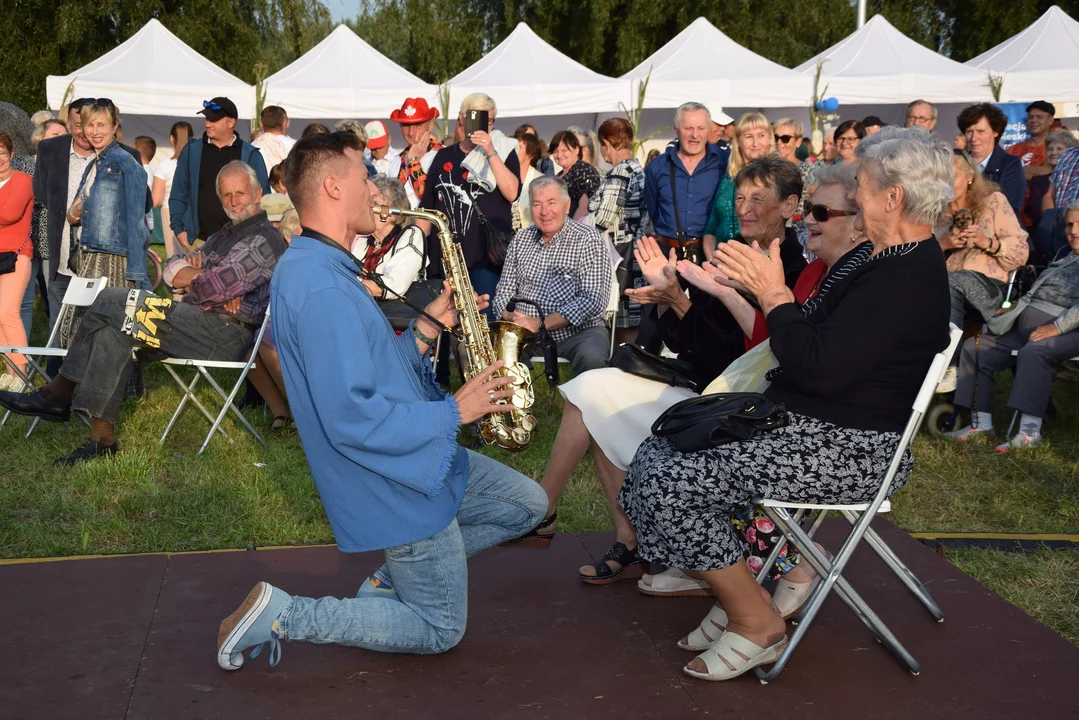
750, 323, 964, 683
605, 268, 621, 358
158, 309, 271, 454
0, 275, 108, 437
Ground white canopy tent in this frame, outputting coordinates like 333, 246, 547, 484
794, 15, 991, 104
965, 6, 1079, 106
446, 23, 628, 118
264, 25, 436, 119
46, 19, 255, 119
622, 17, 812, 109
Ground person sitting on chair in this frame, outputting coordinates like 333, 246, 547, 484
0, 161, 286, 465
492, 175, 613, 377
947, 200, 1079, 453
618, 127, 952, 682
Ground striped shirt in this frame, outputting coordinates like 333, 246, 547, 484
1051, 146, 1079, 209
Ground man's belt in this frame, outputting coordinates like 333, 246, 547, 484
656, 235, 703, 249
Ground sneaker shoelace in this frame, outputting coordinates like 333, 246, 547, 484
248, 623, 283, 668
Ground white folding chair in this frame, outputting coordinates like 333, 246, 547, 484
0, 275, 108, 437
750, 324, 963, 683
605, 268, 621, 358
159, 309, 272, 454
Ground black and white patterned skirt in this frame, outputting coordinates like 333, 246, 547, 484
617, 412, 913, 572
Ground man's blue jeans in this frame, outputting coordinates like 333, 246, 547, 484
279, 450, 547, 654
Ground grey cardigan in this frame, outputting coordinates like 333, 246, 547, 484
988, 252, 1079, 336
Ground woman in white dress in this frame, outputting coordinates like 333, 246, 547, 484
152, 121, 193, 257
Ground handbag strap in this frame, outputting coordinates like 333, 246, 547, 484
667, 155, 685, 240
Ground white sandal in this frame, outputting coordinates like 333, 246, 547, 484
638, 568, 714, 597
771, 551, 832, 620
677, 603, 729, 652
683, 631, 787, 681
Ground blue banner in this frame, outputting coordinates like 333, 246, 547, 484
997, 103, 1029, 149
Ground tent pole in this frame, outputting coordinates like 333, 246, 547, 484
857, 0, 866, 28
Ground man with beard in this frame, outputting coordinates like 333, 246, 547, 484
0, 161, 286, 465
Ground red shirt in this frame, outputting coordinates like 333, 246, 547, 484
745, 258, 828, 351
0, 171, 33, 256
1007, 141, 1046, 168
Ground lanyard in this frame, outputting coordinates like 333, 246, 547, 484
299, 226, 450, 334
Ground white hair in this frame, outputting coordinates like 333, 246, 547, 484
773, 117, 804, 139
461, 93, 497, 117
855, 126, 954, 227
906, 99, 938, 121
216, 161, 260, 197
675, 102, 710, 128
1067, 198, 1079, 213
812, 162, 858, 196
529, 175, 570, 204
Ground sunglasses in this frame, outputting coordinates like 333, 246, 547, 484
72, 98, 113, 108
203, 100, 224, 112
774, 134, 796, 144
804, 201, 858, 223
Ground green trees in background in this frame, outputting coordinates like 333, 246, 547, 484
2, 0, 1076, 113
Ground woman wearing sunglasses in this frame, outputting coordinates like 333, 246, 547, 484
59, 99, 151, 358
934, 149, 1029, 392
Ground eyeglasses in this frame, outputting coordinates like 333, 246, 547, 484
836, 136, 860, 146
72, 98, 113, 108
953, 148, 974, 166
774, 134, 795, 144
908, 115, 934, 124
203, 100, 223, 112
804, 201, 858, 223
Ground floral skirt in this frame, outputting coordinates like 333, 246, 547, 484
59, 248, 144, 399
618, 412, 912, 573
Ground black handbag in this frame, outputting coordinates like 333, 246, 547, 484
611, 343, 702, 392
651, 392, 789, 452
0, 237, 30, 276
474, 201, 511, 268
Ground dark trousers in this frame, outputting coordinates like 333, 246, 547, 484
60, 288, 252, 422
44, 265, 71, 378
955, 306, 1079, 418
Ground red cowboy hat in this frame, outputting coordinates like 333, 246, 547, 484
390, 98, 440, 125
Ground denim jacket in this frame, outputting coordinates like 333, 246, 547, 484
78, 142, 151, 285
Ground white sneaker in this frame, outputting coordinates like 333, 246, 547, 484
936, 366, 957, 393
945, 425, 994, 442
995, 432, 1042, 453
5, 375, 25, 392
0, 374, 14, 391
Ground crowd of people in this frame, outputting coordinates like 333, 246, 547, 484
0, 88, 1077, 682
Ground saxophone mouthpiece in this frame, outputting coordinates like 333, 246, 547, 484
375, 204, 392, 221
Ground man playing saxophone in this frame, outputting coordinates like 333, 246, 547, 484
215, 131, 547, 670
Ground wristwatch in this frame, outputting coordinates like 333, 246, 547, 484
412, 322, 438, 346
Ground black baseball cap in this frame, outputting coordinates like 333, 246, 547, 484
1026, 100, 1055, 116
198, 97, 238, 121
862, 115, 885, 128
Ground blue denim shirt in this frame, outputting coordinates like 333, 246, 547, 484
270, 236, 469, 552
643, 142, 728, 238
78, 142, 151, 285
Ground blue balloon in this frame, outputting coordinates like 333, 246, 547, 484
821, 97, 839, 113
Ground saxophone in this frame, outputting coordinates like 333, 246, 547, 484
376, 205, 537, 451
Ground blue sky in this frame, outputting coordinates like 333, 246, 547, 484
324, 0, 356, 21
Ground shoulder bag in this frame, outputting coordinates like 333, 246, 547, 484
473, 198, 511, 267
0, 236, 31, 275
610, 343, 702, 392
651, 392, 789, 452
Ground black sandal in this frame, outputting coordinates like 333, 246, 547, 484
500, 513, 557, 548
579, 541, 648, 585
271, 415, 292, 433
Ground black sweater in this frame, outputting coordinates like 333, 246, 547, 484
660, 227, 808, 381
765, 238, 950, 433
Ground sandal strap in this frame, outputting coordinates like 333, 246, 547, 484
588, 541, 641, 579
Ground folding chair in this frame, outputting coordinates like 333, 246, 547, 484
605, 269, 621, 358
751, 323, 963, 683
0, 275, 108, 437
159, 309, 272, 454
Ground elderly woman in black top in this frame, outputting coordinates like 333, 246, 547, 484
550, 130, 600, 220
618, 127, 952, 682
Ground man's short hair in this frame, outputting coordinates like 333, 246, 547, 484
460, 93, 497, 117
216, 161, 260, 197
735, 156, 803, 204
598, 118, 634, 151
261, 105, 288, 131
133, 136, 156, 162
957, 103, 1007, 139
906, 99, 937, 121
674, 102, 710, 128
528, 175, 570, 205
285, 131, 365, 212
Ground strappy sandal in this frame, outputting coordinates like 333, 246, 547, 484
578, 541, 648, 585
683, 631, 788, 681
500, 513, 557, 548
678, 603, 729, 652
270, 415, 292, 433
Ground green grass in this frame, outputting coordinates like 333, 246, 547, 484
2, 302, 1078, 645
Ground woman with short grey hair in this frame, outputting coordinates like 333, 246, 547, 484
353, 177, 426, 300
617, 127, 953, 681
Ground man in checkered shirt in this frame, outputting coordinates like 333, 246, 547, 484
493, 176, 614, 376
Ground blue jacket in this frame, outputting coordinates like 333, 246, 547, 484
643, 141, 728, 238
982, 144, 1026, 217
270, 235, 468, 552
168, 136, 270, 241
78, 141, 151, 286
